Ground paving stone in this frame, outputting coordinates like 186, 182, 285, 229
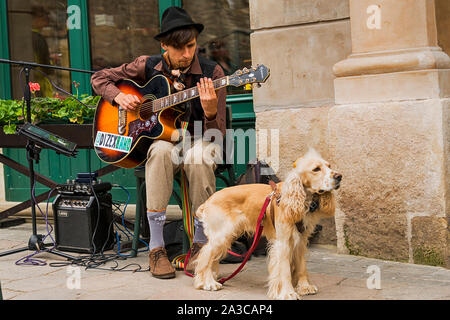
1, 223, 449, 300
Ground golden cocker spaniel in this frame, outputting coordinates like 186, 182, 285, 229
193, 149, 342, 300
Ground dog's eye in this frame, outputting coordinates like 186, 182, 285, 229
313, 167, 321, 172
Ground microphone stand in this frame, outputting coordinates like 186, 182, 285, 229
0, 58, 95, 75
0, 59, 94, 261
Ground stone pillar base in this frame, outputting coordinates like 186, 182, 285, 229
329, 98, 449, 267
335, 69, 450, 104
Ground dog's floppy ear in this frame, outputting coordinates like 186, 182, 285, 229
279, 170, 306, 224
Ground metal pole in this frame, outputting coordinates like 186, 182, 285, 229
23, 67, 38, 238
0, 58, 94, 74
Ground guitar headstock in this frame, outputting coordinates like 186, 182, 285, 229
228, 64, 270, 87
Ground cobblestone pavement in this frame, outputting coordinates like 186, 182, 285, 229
1, 223, 449, 300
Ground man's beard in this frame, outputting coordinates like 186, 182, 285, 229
168, 55, 192, 70
174, 59, 192, 70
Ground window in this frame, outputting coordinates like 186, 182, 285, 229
88, 0, 161, 70
183, 0, 252, 94
7, 0, 71, 99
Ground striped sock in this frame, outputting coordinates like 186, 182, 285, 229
193, 218, 208, 244
147, 210, 166, 250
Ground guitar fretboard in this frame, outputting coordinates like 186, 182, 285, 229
151, 76, 229, 112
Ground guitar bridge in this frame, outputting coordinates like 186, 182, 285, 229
118, 106, 127, 135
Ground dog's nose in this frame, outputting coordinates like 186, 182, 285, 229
334, 173, 342, 181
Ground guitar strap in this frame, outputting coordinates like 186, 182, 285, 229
173, 168, 194, 269
145, 54, 217, 127
165, 62, 194, 270
145, 55, 217, 269
173, 92, 193, 269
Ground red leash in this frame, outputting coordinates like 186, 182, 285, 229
184, 194, 273, 284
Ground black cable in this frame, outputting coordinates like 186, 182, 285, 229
49, 154, 149, 272
31, 68, 95, 109
18, 66, 150, 273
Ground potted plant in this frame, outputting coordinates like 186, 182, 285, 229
0, 83, 100, 147
0, 82, 100, 135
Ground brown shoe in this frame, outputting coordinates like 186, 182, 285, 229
149, 247, 176, 279
185, 243, 205, 274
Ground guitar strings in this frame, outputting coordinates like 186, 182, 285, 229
136, 77, 226, 118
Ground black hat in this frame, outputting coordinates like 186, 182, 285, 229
154, 7, 204, 41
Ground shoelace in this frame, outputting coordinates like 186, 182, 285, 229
150, 249, 168, 264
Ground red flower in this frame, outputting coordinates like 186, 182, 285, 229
54, 92, 65, 101
29, 82, 41, 93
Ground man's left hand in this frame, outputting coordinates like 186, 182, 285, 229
197, 77, 218, 120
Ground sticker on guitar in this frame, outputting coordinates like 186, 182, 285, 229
94, 131, 133, 153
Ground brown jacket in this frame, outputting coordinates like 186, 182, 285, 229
91, 54, 227, 137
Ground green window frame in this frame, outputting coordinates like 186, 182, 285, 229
0, 0, 11, 100
1, 0, 255, 204
0, 0, 253, 101
0, 0, 93, 98
67, 0, 92, 95
160, 0, 182, 19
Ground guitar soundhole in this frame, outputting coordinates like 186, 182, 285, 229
139, 99, 154, 121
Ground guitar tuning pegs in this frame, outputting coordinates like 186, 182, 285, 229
253, 83, 262, 89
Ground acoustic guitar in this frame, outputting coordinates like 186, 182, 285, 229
93, 64, 270, 168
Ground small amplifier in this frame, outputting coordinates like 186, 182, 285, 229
53, 192, 114, 254
56, 181, 112, 196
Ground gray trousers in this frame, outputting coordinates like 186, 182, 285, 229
145, 138, 222, 215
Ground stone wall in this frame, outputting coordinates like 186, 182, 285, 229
436, 4, 450, 266
331, 0, 449, 268
329, 99, 448, 263
436, 0, 450, 56
250, 0, 450, 267
250, 0, 352, 245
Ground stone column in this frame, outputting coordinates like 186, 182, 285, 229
249, 0, 352, 245
331, 0, 449, 267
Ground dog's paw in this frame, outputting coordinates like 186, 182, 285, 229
195, 278, 223, 291
296, 283, 318, 296
202, 280, 223, 291
278, 291, 301, 300
268, 290, 301, 300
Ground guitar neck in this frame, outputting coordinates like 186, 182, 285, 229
152, 76, 229, 112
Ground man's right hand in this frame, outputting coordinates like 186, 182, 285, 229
114, 92, 141, 111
